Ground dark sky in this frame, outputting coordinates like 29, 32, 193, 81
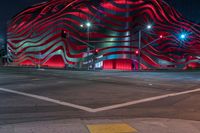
0, 0, 200, 40
0, 0, 45, 41
166, 0, 200, 23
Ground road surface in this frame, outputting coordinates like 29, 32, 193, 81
0, 67, 200, 132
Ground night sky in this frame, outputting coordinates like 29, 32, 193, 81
0, 0, 200, 42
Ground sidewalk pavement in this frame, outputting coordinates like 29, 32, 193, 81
1, 118, 200, 133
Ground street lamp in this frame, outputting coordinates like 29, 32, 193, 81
142, 33, 188, 50
180, 34, 186, 39
137, 24, 189, 71
179, 33, 188, 41
147, 24, 152, 30
86, 21, 92, 70
86, 22, 91, 27
138, 24, 152, 70
137, 32, 189, 70
38, 51, 42, 69
80, 21, 93, 70
80, 24, 84, 28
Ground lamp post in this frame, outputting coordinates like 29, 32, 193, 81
86, 22, 91, 70
63, 26, 95, 70
138, 30, 141, 71
141, 33, 188, 50
138, 24, 152, 71
81, 22, 92, 70
137, 31, 188, 71
38, 51, 41, 69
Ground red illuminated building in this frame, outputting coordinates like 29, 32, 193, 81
7, 0, 200, 70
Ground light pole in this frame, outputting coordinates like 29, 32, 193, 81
38, 51, 41, 69
86, 22, 91, 70
137, 31, 188, 71
138, 24, 152, 71
62, 27, 95, 70
141, 33, 188, 50
80, 22, 93, 70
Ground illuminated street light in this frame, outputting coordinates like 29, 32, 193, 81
86, 22, 91, 27
147, 24, 152, 29
138, 24, 153, 70
178, 30, 190, 41
86, 21, 92, 70
180, 34, 186, 40
78, 21, 94, 70
80, 24, 84, 28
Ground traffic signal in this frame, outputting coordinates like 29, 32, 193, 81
159, 35, 163, 39
135, 50, 139, 55
61, 30, 67, 38
94, 49, 99, 55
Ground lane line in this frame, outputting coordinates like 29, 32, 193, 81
0, 88, 94, 113
92, 88, 200, 112
0, 87, 200, 113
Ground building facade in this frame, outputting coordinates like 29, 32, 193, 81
7, 0, 200, 70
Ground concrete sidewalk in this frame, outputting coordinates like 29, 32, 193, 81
1, 118, 200, 133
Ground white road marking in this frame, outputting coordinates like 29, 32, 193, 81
0, 87, 200, 113
92, 88, 200, 112
0, 88, 94, 113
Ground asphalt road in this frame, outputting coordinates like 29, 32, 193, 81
0, 67, 200, 125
